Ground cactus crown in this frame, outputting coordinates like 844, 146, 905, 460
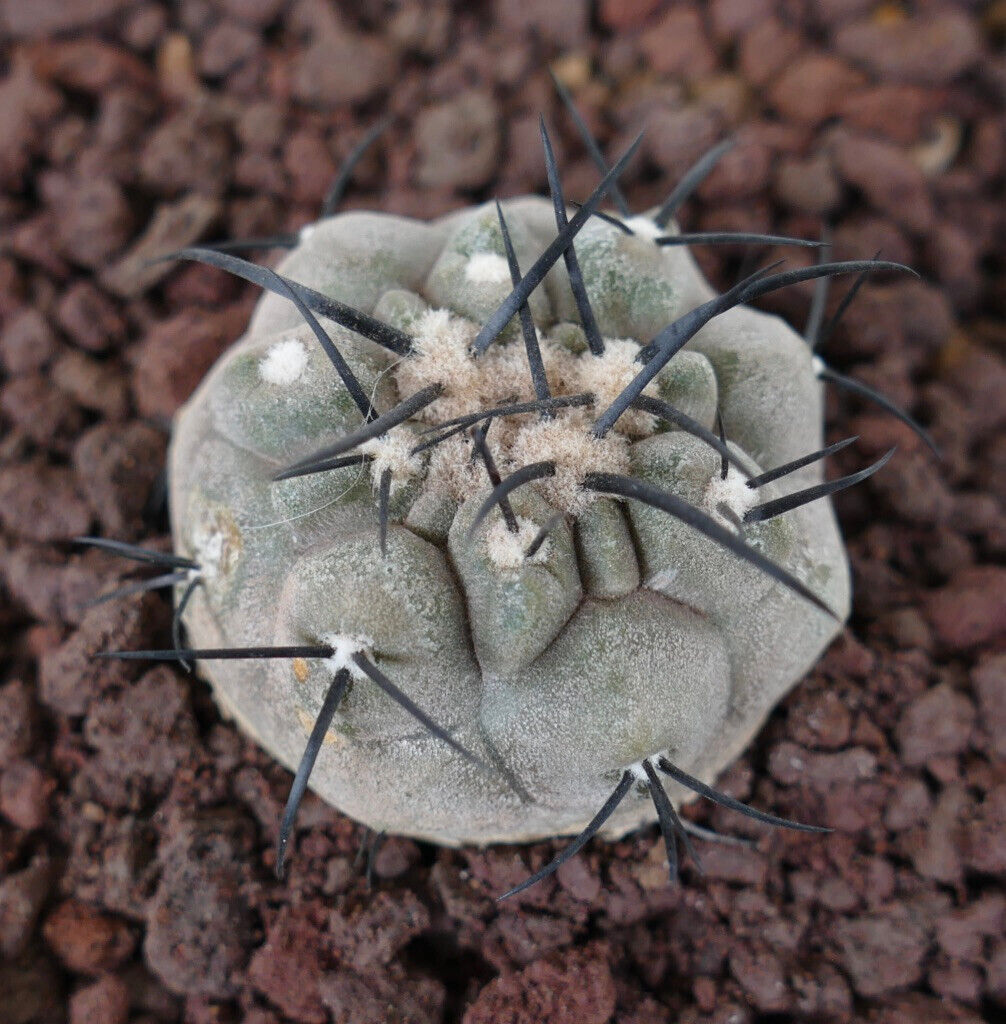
87, 84, 935, 898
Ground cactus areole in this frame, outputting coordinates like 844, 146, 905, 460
166, 180, 865, 853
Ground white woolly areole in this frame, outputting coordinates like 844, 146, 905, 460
190, 525, 225, 579
321, 633, 372, 681
359, 427, 422, 495
426, 433, 485, 503
704, 464, 758, 530
394, 309, 480, 421
508, 414, 629, 516
465, 252, 511, 284
412, 307, 476, 362
394, 308, 563, 424
570, 338, 658, 437
485, 514, 552, 571
258, 339, 309, 386
625, 215, 666, 241
389, 309, 673, 514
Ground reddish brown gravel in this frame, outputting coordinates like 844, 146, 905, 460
1, 2, 1003, 1022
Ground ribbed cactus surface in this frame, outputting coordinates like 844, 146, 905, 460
168, 197, 850, 845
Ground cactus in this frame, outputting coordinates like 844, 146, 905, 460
91, 100, 931, 894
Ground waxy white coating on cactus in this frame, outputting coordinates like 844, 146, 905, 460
168, 198, 850, 846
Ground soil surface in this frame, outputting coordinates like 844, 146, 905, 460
1, 2, 1004, 1023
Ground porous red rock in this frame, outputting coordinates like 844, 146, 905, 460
0, 854, 53, 959
328, 891, 430, 973
102, 194, 221, 298
729, 943, 790, 1013
319, 962, 445, 1024
597, 0, 661, 31
50, 175, 135, 268
645, 106, 724, 185
43, 899, 136, 975
2, 374, 87, 451
962, 782, 1006, 876
768, 54, 866, 126
738, 17, 804, 88
830, 131, 935, 235
896, 683, 975, 767
774, 152, 842, 215
29, 38, 152, 94
767, 742, 876, 790
708, 0, 773, 44
289, 0, 396, 108
0, 461, 91, 542
198, 19, 260, 78
54, 351, 129, 420
0, 0, 132, 38
144, 810, 255, 998
68, 973, 130, 1024
415, 91, 502, 190
0, 308, 59, 375
72, 424, 166, 539
0, 681, 35, 765
463, 945, 617, 1024
925, 567, 1006, 653
834, 906, 929, 997
130, 303, 253, 420
638, 8, 717, 82
139, 109, 233, 198
81, 666, 197, 810
38, 593, 169, 716
55, 281, 126, 351
696, 134, 771, 202
0, 758, 53, 830
973, 654, 1006, 758
494, 0, 588, 47
835, 11, 982, 85
246, 907, 329, 1023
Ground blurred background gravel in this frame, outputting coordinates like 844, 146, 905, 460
0, 2, 1003, 1022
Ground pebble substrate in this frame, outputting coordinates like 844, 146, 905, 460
0, 2, 1004, 1023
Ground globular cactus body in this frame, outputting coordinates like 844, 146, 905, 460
168, 197, 850, 847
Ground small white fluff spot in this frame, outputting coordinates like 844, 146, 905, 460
321, 633, 373, 681
299, 223, 317, 242
410, 309, 478, 365
509, 415, 629, 516
811, 354, 827, 375
625, 216, 666, 241
571, 338, 656, 437
190, 526, 224, 580
259, 339, 309, 386
705, 465, 758, 528
465, 252, 511, 285
486, 515, 551, 571
360, 427, 422, 495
